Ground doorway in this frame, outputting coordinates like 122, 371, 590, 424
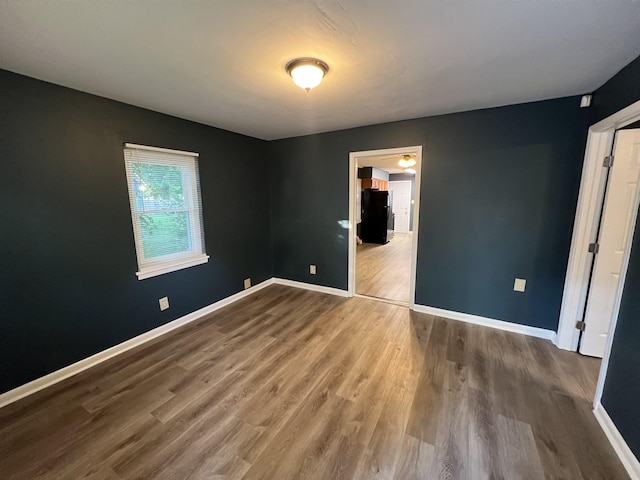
580, 128, 640, 357
348, 146, 422, 306
555, 99, 640, 406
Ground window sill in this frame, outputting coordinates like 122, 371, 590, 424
136, 254, 210, 280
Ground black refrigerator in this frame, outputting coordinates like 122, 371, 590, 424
361, 189, 394, 244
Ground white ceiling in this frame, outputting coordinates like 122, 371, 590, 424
1, 1, 640, 140
358, 153, 415, 174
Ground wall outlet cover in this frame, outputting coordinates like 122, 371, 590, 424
159, 296, 170, 311
244, 278, 251, 289
513, 278, 526, 292
310, 265, 317, 275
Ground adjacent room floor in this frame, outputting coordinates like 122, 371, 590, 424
356, 232, 412, 303
0, 285, 628, 479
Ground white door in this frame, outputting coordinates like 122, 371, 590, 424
581, 129, 640, 357
389, 181, 412, 233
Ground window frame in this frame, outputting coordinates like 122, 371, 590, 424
123, 143, 209, 280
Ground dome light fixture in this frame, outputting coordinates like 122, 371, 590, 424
286, 57, 329, 91
404, 167, 416, 175
398, 154, 416, 168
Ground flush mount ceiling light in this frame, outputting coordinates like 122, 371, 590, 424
285, 58, 329, 92
398, 154, 416, 168
404, 168, 416, 175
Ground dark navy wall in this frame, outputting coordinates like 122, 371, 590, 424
389, 173, 415, 231
591, 55, 640, 124
597, 54, 640, 460
269, 97, 589, 330
601, 214, 640, 458
0, 69, 272, 393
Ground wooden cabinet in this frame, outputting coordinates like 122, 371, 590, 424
362, 178, 388, 190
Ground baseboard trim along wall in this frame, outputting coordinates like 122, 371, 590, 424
0, 278, 557, 409
593, 403, 640, 480
0, 278, 276, 409
412, 304, 557, 342
272, 278, 350, 297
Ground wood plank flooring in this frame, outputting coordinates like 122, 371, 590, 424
356, 232, 412, 303
0, 285, 629, 479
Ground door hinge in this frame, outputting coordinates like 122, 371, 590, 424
576, 321, 586, 332
588, 242, 600, 254
603, 156, 614, 168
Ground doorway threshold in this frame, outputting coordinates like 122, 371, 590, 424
354, 293, 409, 308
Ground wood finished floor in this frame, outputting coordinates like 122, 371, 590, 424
356, 232, 412, 303
0, 285, 628, 480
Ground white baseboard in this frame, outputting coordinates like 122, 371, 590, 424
0, 278, 559, 410
594, 402, 640, 479
412, 304, 557, 342
273, 278, 350, 297
0, 278, 275, 409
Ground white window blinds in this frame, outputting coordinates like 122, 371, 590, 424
123, 143, 208, 279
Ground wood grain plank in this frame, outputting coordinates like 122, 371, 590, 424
405, 316, 450, 444
0, 286, 629, 480
356, 232, 412, 303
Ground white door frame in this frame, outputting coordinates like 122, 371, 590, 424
348, 145, 423, 308
389, 180, 413, 233
554, 100, 640, 406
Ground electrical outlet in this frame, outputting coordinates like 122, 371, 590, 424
310, 264, 316, 275
513, 278, 526, 292
159, 296, 170, 311
244, 278, 251, 289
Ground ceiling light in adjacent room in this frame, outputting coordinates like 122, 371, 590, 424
398, 155, 416, 168
404, 168, 416, 174
286, 58, 329, 91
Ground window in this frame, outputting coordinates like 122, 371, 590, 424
123, 143, 208, 279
